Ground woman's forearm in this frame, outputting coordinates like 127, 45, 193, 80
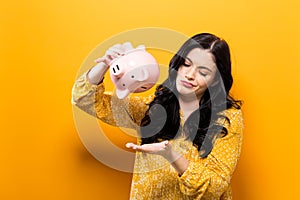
164, 149, 189, 176
87, 62, 109, 85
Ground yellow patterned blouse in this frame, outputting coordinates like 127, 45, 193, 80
72, 71, 244, 200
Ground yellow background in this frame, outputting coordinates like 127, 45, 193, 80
1, 0, 300, 199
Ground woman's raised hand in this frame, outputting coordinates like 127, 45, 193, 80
87, 42, 145, 85
95, 42, 135, 66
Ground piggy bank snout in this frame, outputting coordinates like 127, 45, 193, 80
111, 64, 124, 78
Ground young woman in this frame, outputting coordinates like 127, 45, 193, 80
72, 33, 243, 199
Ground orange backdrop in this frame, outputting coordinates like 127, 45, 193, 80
1, 0, 300, 199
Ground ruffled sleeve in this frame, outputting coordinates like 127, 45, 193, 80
71, 70, 153, 129
71, 70, 103, 117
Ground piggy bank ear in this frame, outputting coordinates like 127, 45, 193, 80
137, 68, 149, 81
116, 88, 130, 99
123, 42, 134, 52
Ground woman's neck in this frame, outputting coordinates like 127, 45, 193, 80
178, 95, 200, 120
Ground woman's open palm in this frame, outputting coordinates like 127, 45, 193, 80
126, 140, 170, 155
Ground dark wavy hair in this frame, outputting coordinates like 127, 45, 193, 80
140, 33, 242, 157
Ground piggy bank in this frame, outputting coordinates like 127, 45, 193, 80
109, 48, 159, 99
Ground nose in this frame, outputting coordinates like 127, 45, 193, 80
185, 66, 196, 81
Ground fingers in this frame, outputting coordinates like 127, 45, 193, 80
125, 141, 170, 153
94, 57, 105, 63
125, 143, 147, 151
98, 42, 144, 65
125, 142, 134, 148
107, 42, 130, 56
125, 142, 139, 150
108, 43, 125, 56
106, 42, 142, 57
106, 48, 122, 58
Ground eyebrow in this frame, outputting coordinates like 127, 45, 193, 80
185, 57, 213, 72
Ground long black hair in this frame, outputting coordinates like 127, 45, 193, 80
140, 33, 242, 157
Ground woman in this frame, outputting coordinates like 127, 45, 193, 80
72, 33, 243, 199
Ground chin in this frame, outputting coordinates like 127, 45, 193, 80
177, 88, 195, 97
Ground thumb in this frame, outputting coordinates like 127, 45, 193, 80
94, 57, 106, 63
162, 140, 169, 146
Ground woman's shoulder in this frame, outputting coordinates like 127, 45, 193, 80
219, 106, 243, 121
217, 107, 244, 134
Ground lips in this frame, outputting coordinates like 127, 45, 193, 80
181, 80, 195, 88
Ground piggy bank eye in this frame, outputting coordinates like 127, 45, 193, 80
131, 75, 134, 78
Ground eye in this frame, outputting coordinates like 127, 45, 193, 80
183, 62, 190, 67
199, 72, 207, 77
183, 59, 191, 67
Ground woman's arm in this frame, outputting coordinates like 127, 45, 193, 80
126, 108, 244, 198
72, 45, 153, 128
177, 108, 244, 198
71, 69, 104, 117
72, 68, 152, 129
87, 60, 109, 85
71, 46, 113, 114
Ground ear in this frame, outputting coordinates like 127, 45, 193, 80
136, 68, 149, 81
123, 42, 134, 52
116, 88, 130, 99
136, 44, 146, 51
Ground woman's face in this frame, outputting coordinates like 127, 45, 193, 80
176, 48, 217, 99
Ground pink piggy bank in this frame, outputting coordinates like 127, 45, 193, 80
109, 48, 159, 99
